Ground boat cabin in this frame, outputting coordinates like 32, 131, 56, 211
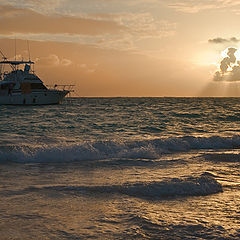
0, 61, 48, 95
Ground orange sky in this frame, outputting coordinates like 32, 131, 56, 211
1, 1, 240, 96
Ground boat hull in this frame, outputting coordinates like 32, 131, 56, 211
0, 90, 69, 105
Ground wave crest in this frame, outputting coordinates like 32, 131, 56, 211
0, 135, 240, 163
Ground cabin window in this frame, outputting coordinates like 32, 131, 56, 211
1, 84, 8, 90
21, 83, 31, 94
30, 83, 47, 90
1, 83, 15, 90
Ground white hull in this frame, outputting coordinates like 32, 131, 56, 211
0, 90, 69, 105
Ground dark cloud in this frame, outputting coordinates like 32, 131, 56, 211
220, 47, 236, 73
230, 37, 239, 43
208, 37, 240, 44
214, 47, 240, 82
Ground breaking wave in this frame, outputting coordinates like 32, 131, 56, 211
0, 135, 240, 163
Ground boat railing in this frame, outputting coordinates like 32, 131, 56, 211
46, 84, 75, 92
0, 71, 9, 77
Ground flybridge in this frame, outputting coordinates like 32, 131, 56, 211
0, 47, 34, 72
0, 60, 34, 76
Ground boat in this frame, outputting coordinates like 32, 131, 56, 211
0, 59, 73, 105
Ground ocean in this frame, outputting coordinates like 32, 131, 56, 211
0, 97, 239, 239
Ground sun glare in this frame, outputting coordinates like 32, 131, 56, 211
234, 49, 240, 61
221, 48, 229, 58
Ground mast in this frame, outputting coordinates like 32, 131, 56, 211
14, 37, 17, 71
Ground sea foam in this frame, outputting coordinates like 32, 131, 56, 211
0, 135, 240, 163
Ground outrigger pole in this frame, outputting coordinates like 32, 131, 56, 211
0, 49, 14, 71
0, 49, 7, 61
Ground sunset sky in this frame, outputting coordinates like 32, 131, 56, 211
1, 0, 240, 96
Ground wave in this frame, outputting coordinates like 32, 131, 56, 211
22, 174, 222, 199
0, 135, 240, 163
203, 153, 240, 162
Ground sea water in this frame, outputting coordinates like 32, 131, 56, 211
0, 97, 239, 239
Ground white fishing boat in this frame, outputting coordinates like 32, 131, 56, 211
0, 58, 73, 105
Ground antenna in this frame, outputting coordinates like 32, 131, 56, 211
14, 37, 16, 61
27, 40, 31, 61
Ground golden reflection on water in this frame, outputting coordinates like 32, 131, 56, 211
0, 149, 239, 239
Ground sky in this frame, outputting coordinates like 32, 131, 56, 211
1, 0, 240, 96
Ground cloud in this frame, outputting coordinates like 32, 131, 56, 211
77, 63, 97, 74
0, 5, 125, 36
0, 5, 26, 17
77, 12, 176, 50
61, 58, 72, 66
0, 0, 66, 15
36, 54, 72, 66
214, 66, 240, 82
86, 68, 96, 73
220, 48, 236, 73
213, 47, 240, 82
116, 12, 176, 39
0, 0, 161, 18
0, 6, 176, 52
208, 37, 240, 44
4, 0, 240, 16
168, 0, 240, 13
0, 3, 176, 58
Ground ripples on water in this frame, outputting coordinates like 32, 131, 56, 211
1, 97, 240, 142
0, 97, 239, 239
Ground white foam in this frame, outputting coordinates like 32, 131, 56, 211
0, 135, 240, 163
